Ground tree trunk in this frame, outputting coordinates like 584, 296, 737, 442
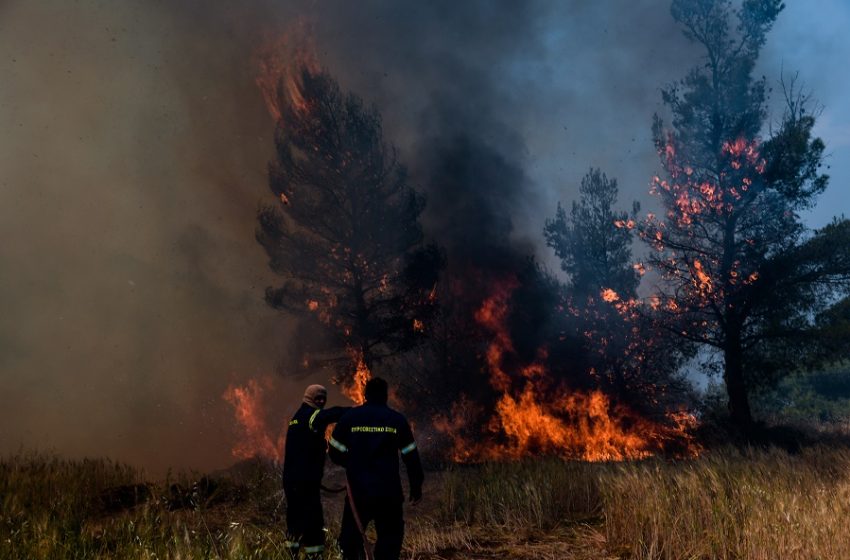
353, 281, 375, 374
723, 330, 753, 432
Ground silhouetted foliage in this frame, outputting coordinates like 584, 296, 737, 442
256, 68, 440, 381
545, 169, 693, 414
544, 168, 640, 299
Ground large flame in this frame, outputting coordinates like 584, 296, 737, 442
222, 376, 285, 462
437, 277, 700, 462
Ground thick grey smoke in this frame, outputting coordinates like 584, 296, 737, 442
306, 0, 699, 263
2, 0, 844, 472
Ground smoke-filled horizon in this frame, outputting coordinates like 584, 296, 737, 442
1, 0, 848, 473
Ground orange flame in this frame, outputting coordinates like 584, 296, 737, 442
437, 277, 700, 462
339, 349, 372, 404
692, 259, 713, 293
601, 288, 620, 303
222, 377, 285, 462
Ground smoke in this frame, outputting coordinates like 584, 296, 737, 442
0, 0, 295, 474
301, 0, 700, 268
9, 0, 833, 471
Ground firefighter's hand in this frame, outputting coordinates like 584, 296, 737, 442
409, 488, 422, 506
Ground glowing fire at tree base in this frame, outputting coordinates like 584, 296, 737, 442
435, 276, 701, 463
437, 387, 699, 463
336, 349, 372, 405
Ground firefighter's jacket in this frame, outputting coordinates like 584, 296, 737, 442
328, 402, 424, 501
283, 403, 348, 486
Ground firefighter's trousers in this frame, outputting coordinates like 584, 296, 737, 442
283, 481, 325, 558
339, 494, 404, 560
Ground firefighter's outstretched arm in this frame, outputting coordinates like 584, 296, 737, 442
328, 421, 349, 467
310, 405, 351, 433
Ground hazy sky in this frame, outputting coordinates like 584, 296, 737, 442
1, 0, 848, 473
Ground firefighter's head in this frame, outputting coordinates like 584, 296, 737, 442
303, 384, 328, 408
364, 377, 388, 405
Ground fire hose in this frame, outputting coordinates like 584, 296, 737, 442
345, 476, 375, 560
320, 480, 373, 559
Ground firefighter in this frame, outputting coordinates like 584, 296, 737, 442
328, 377, 424, 560
282, 384, 349, 560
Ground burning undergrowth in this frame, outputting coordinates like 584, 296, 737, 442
428, 269, 700, 462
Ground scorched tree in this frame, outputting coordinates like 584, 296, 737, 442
256, 66, 438, 384
642, 0, 850, 431
545, 168, 691, 411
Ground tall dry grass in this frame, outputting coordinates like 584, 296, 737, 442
600, 446, 850, 559
5, 446, 850, 558
0, 452, 306, 559
439, 458, 602, 530
439, 446, 850, 559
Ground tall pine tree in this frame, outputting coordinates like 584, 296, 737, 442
642, 0, 850, 430
544, 168, 640, 299
256, 67, 438, 384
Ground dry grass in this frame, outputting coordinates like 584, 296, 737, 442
4, 447, 850, 558
600, 446, 850, 559
438, 459, 601, 530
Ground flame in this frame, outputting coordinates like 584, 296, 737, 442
691, 259, 713, 293
437, 278, 700, 462
254, 21, 321, 123
473, 276, 519, 392
601, 288, 620, 303
222, 377, 285, 462
338, 349, 371, 404
487, 387, 662, 461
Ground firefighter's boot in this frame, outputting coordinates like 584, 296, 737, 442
302, 545, 324, 560
283, 539, 300, 560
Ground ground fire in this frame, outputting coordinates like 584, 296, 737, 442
433, 276, 700, 462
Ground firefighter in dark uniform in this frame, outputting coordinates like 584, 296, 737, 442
328, 377, 424, 560
283, 384, 349, 559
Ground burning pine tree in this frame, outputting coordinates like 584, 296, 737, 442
640, 0, 850, 431
255, 46, 439, 391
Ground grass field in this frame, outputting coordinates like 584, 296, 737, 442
3, 446, 850, 559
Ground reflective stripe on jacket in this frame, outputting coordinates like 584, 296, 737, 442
283, 403, 348, 485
